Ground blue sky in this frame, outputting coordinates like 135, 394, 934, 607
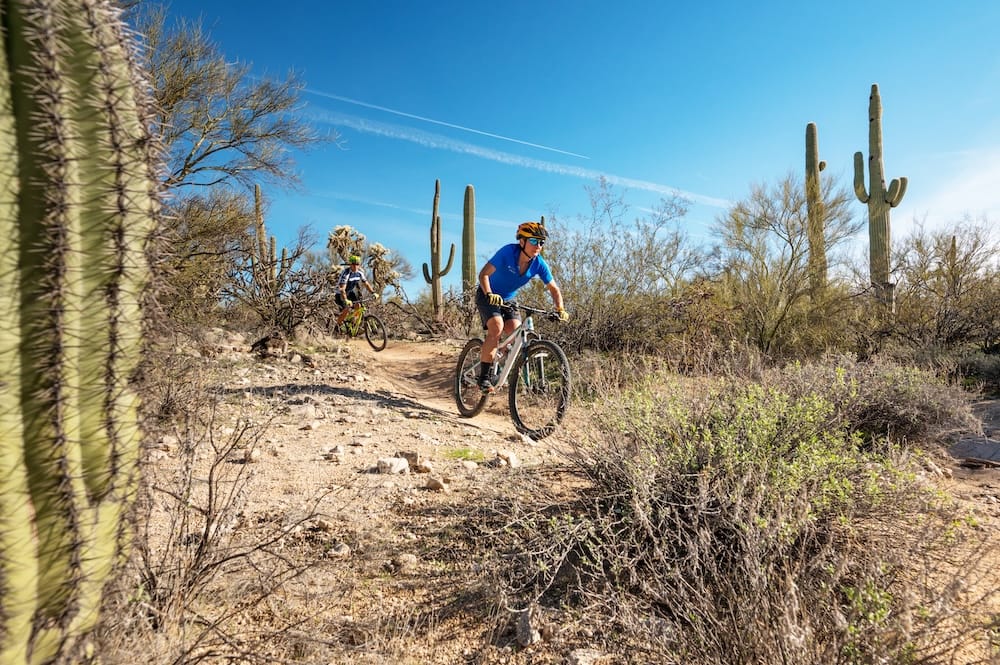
159, 0, 1000, 298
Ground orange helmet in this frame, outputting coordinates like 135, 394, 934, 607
515, 221, 548, 241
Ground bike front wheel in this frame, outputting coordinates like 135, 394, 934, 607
508, 340, 571, 440
363, 314, 387, 351
454, 338, 489, 417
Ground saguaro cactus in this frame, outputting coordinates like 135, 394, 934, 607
248, 184, 294, 333
422, 179, 455, 319
250, 184, 290, 301
854, 83, 907, 308
805, 122, 828, 295
0, 0, 160, 662
462, 184, 477, 294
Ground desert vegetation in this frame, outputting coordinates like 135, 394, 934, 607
3, 1, 1000, 664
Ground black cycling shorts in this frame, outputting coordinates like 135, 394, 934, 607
475, 288, 519, 329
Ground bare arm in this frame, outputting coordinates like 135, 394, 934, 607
546, 280, 564, 310
478, 262, 496, 294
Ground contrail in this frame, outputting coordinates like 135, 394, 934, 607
305, 89, 591, 160
311, 109, 732, 209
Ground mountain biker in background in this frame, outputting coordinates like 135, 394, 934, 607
334, 255, 376, 329
475, 221, 569, 393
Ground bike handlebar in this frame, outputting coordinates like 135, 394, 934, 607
501, 300, 565, 321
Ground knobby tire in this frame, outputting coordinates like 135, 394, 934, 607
508, 339, 571, 440
454, 338, 489, 417
363, 314, 387, 351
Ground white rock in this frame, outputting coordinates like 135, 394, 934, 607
497, 450, 521, 468
377, 457, 410, 474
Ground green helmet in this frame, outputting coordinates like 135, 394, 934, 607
349, 255, 361, 265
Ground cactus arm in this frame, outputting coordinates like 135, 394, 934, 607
277, 246, 290, 283
887, 176, 907, 207
422, 243, 455, 284
255, 184, 267, 266
853, 151, 870, 203
268, 236, 278, 283
441, 242, 455, 276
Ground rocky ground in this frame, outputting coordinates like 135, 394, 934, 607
136, 333, 1000, 665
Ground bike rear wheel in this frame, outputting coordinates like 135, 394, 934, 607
363, 314, 387, 351
508, 339, 571, 440
454, 338, 489, 417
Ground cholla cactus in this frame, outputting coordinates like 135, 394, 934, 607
327, 224, 366, 265
366, 242, 401, 295
0, 0, 161, 661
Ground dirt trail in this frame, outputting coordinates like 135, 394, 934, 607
360, 337, 579, 445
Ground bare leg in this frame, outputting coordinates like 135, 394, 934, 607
480, 315, 503, 365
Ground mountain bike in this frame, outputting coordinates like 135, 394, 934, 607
335, 296, 387, 351
453, 301, 571, 440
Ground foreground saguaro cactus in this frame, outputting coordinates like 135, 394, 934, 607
422, 179, 455, 319
0, 0, 160, 662
805, 122, 828, 295
854, 83, 907, 308
462, 184, 476, 294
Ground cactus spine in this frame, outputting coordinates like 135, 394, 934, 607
854, 83, 907, 308
0, 0, 160, 662
422, 179, 455, 319
462, 185, 477, 294
805, 122, 828, 295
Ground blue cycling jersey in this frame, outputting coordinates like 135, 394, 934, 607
485, 243, 553, 300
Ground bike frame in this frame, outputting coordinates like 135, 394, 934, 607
342, 296, 374, 336
490, 302, 548, 388
343, 304, 365, 336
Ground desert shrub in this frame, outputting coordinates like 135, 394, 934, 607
956, 350, 1000, 393
96, 360, 342, 663
388, 285, 474, 339
762, 354, 981, 444
483, 360, 993, 663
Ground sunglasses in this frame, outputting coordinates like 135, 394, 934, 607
527, 237, 545, 247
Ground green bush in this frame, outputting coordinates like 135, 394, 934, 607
760, 354, 980, 444
483, 358, 991, 663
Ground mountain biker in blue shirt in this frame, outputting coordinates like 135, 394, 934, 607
475, 221, 569, 392
334, 255, 375, 329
